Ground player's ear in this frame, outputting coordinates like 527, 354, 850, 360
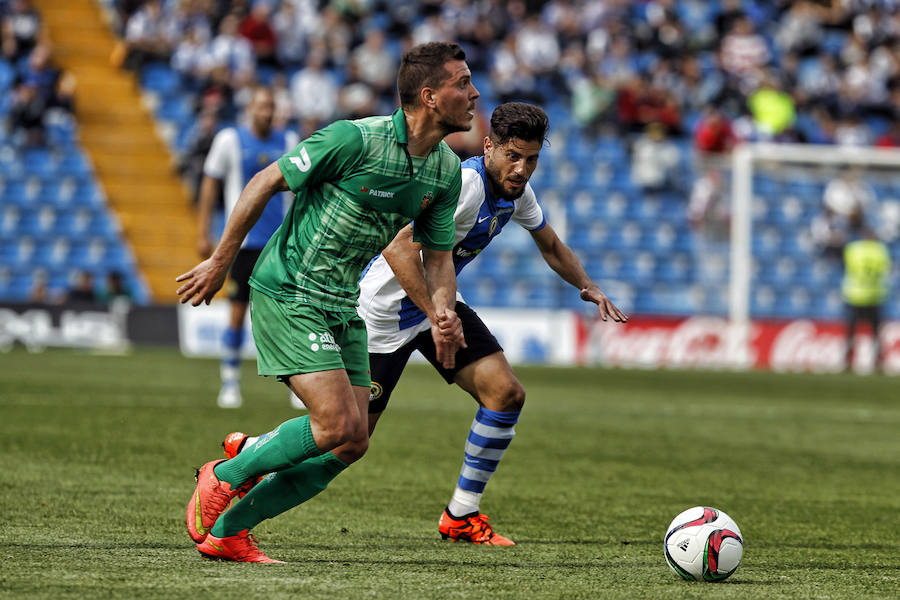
421, 86, 436, 109
483, 136, 492, 155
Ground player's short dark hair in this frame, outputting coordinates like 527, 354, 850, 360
398, 42, 467, 109
489, 102, 550, 145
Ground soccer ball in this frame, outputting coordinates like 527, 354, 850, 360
664, 506, 743, 582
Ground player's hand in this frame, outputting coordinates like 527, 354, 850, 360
581, 285, 628, 322
436, 309, 466, 347
175, 258, 227, 306
432, 309, 466, 370
196, 235, 213, 259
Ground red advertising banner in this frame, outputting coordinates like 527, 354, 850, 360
580, 315, 899, 374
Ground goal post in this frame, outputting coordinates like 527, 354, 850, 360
729, 142, 900, 366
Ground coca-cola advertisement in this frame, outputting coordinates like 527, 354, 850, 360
581, 315, 899, 375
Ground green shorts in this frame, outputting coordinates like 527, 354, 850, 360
249, 288, 370, 388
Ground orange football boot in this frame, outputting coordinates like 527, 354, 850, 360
438, 508, 515, 546
197, 529, 284, 563
186, 459, 239, 543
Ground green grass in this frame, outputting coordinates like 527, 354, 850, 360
1, 347, 898, 599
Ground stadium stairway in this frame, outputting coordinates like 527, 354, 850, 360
31, 0, 195, 302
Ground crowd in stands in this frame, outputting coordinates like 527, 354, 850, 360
2, 0, 75, 148
4, 0, 900, 311
104, 0, 900, 154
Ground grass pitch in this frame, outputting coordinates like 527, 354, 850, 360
1, 347, 898, 599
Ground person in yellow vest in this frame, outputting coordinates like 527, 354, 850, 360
842, 230, 892, 371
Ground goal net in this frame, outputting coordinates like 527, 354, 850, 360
725, 142, 900, 369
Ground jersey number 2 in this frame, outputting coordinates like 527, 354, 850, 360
289, 147, 312, 172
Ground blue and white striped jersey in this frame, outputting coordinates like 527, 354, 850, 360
203, 125, 299, 250
358, 155, 546, 353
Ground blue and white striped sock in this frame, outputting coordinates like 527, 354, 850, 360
447, 407, 520, 517
220, 326, 244, 384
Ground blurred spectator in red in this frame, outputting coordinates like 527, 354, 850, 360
617, 75, 681, 135
239, 1, 277, 67
875, 121, 900, 148
1, 0, 44, 62
693, 107, 735, 156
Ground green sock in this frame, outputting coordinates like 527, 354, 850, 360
213, 416, 322, 487
211, 452, 349, 537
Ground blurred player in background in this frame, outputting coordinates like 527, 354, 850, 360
224, 102, 627, 545
842, 228, 891, 372
195, 85, 299, 409
176, 42, 478, 562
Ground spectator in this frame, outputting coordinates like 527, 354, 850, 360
875, 120, 900, 148
18, 44, 74, 113
121, 0, 173, 71
630, 122, 681, 192
289, 46, 337, 134
271, 0, 307, 69
693, 106, 736, 157
747, 75, 796, 139
720, 15, 770, 86
1, 0, 43, 62
66, 270, 97, 305
177, 107, 220, 204
171, 22, 211, 86
688, 167, 729, 241
99, 271, 133, 305
348, 29, 397, 103
7, 78, 47, 146
238, 1, 277, 67
206, 13, 255, 89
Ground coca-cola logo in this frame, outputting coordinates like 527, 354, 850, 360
586, 317, 756, 369
586, 316, 898, 374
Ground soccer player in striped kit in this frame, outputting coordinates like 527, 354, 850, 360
224, 102, 627, 545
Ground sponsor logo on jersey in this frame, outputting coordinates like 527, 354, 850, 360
454, 246, 482, 258
361, 186, 395, 198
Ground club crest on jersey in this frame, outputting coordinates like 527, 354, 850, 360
489, 216, 499, 236
257, 152, 271, 167
420, 190, 434, 210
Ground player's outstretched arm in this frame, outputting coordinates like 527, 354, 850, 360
176, 162, 288, 305
530, 223, 628, 322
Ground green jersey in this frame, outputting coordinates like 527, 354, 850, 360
842, 239, 891, 307
249, 109, 462, 312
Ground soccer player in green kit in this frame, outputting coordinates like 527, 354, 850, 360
176, 42, 479, 563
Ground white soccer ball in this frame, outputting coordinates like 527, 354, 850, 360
664, 506, 743, 582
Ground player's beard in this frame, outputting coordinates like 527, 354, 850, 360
484, 159, 527, 200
